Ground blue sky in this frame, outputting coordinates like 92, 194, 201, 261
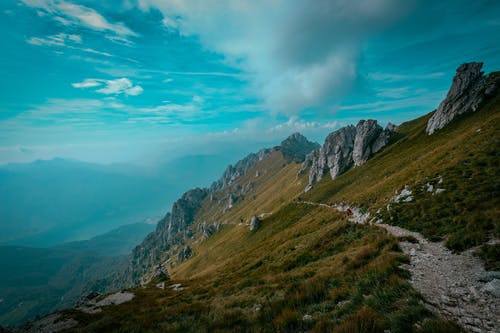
1, 0, 499, 164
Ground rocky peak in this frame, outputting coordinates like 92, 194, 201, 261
300, 120, 394, 191
353, 120, 383, 166
353, 120, 393, 166
280, 132, 320, 163
210, 148, 276, 192
426, 62, 499, 134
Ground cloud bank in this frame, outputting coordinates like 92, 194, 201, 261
139, 0, 413, 114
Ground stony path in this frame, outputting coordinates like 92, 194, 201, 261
297, 200, 500, 333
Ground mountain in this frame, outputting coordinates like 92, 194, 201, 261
0, 159, 171, 246
0, 153, 238, 247
55, 222, 155, 256
7, 63, 500, 333
0, 222, 154, 326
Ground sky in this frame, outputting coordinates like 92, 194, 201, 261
0, 0, 499, 165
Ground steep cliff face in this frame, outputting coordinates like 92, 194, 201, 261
301, 120, 393, 191
426, 62, 499, 134
127, 188, 208, 283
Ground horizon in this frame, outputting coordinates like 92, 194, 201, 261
1, 0, 499, 165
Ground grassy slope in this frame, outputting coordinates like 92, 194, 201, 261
303, 91, 499, 268
57, 91, 499, 333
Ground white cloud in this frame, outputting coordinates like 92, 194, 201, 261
71, 78, 101, 88
27, 32, 115, 58
27, 33, 82, 47
22, 0, 137, 37
105, 35, 135, 47
72, 78, 143, 96
268, 117, 339, 133
138, 0, 413, 114
96, 78, 143, 96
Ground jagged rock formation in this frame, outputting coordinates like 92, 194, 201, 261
177, 245, 192, 262
152, 264, 169, 281
280, 132, 320, 163
249, 216, 262, 231
300, 120, 394, 191
163, 188, 209, 241
353, 120, 393, 166
127, 188, 208, 283
210, 148, 275, 192
198, 222, 220, 238
426, 62, 499, 134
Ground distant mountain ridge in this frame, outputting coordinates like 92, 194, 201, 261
0, 221, 154, 326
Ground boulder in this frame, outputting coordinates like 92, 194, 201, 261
249, 216, 262, 232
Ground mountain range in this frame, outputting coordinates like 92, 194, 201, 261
3, 62, 500, 333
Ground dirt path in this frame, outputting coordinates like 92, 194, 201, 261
298, 200, 500, 333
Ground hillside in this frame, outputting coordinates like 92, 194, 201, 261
8, 63, 500, 333
0, 222, 154, 326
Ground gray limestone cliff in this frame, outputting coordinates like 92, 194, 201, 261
300, 120, 394, 191
127, 187, 208, 283
426, 62, 499, 134
354, 120, 392, 166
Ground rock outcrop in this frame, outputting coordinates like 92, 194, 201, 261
199, 222, 220, 238
249, 216, 262, 232
353, 120, 392, 166
127, 188, 208, 283
300, 120, 394, 191
163, 188, 209, 241
152, 264, 169, 281
177, 245, 192, 262
426, 62, 499, 134
210, 148, 275, 192
280, 132, 320, 163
